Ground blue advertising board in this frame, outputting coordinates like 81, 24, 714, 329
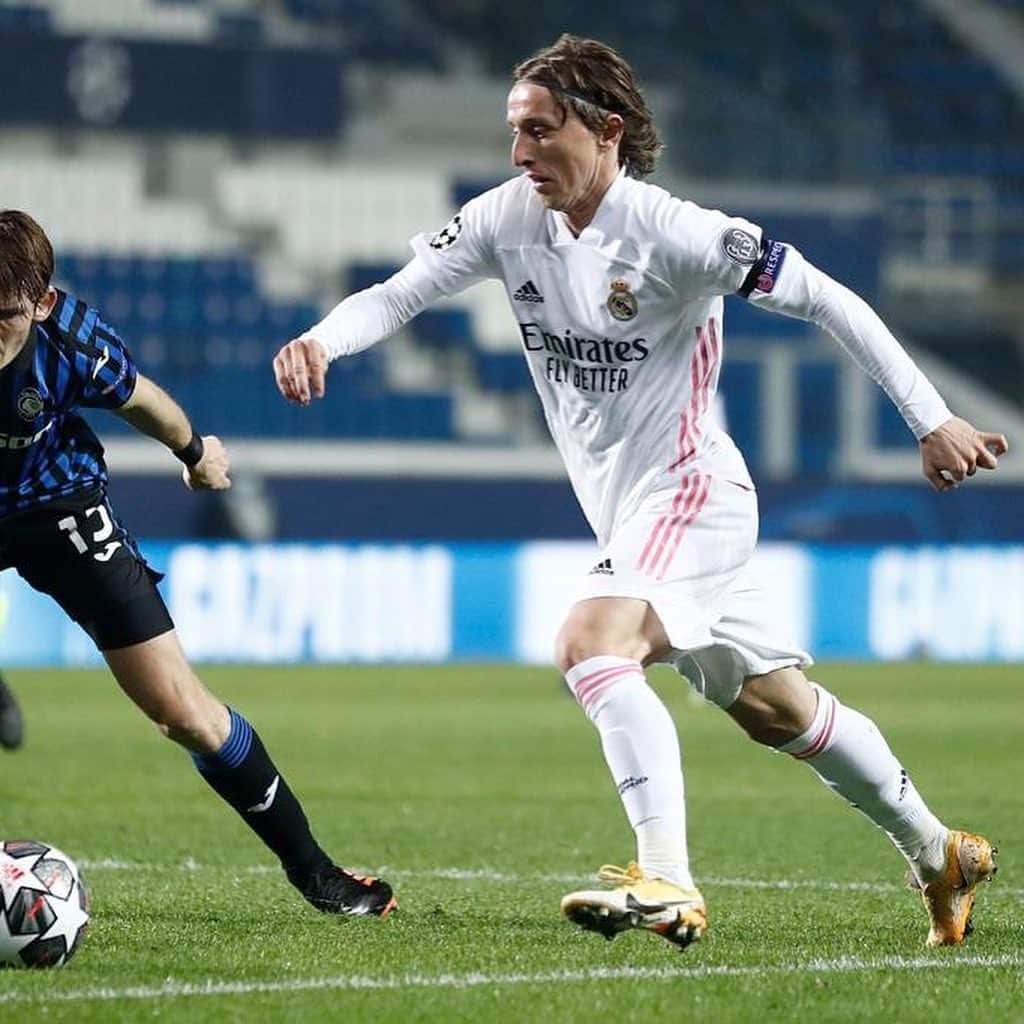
1, 541, 1021, 667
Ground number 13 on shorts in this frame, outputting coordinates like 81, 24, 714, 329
57, 504, 122, 562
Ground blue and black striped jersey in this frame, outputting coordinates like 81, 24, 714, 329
0, 290, 137, 518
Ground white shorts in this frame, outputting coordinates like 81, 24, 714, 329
574, 473, 812, 708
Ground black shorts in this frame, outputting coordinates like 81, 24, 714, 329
0, 486, 174, 651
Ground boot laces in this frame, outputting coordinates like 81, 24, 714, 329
597, 862, 646, 885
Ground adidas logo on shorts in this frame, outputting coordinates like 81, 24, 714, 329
588, 557, 613, 575
513, 280, 544, 303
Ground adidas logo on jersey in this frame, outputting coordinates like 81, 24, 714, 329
588, 557, 613, 575
513, 280, 544, 303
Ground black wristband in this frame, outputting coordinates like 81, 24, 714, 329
173, 430, 204, 468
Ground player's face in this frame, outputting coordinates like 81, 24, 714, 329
507, 83, 621, 231
0, 288, 56, 370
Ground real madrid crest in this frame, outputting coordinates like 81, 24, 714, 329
16, 387, 44, 422
606, 279, 637, 322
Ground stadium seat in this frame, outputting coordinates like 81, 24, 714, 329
475, 351, 529, 394
411, 309, 475, 353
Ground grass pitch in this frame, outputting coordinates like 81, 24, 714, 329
0, 662, 1021, 1022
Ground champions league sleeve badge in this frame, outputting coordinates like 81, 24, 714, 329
606, 279, 638, 321
429, 213, 463, 251
720, 227, 759, 265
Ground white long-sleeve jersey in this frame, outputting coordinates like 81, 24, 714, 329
306, 171, 950, 546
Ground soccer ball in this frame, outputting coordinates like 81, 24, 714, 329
0, 840, 89, 968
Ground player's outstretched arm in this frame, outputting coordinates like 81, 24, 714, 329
740, 242, 1009, 480
273, 336, 328, 406
115, 372, 231, 491
272, 251, 464, 407
919, 415, 1008, 492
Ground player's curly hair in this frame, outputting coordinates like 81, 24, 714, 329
513, 34, 663, 178
0, 210, 54, 307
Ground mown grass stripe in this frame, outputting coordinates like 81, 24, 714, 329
76, 860, 1023, 898
1, 954, 1021, 1005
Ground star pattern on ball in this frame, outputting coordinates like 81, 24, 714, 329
0, 844, 41, 912
0, 846, 47, 961
0, 842, 89, 967
39, 877, 90, 960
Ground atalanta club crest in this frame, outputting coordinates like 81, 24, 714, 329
606, 279, 638, 321
16, 387, 44, 421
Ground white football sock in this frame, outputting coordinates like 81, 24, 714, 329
565, 656, 694, 889
779, 682, 947, 881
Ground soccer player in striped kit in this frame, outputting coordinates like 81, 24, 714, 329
274, 36, 1005, 949
0, 210, 395, 918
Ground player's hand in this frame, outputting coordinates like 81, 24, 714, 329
919, 416, 1008, 492
273, 336, 328, 406
183, 435, 231, 491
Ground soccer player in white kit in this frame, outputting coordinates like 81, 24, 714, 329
274, 35, 1007, 950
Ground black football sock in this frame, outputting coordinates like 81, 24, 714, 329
191, 707, 331, 885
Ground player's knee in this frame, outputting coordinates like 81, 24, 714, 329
554, 620, 586, 672
554, 598, 659, 673
554, 629, 583, 674
554, 627, 643, 674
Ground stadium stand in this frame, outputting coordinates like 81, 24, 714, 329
1, 0, 1021, 498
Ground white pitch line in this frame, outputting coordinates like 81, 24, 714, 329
0, 954, 1021, 1006
75, 860, 1024, 898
